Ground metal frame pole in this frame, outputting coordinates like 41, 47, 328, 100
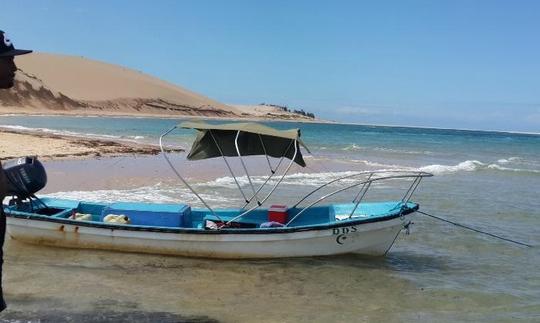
286, 172, 432, 226
241, 139, 293, 209
235, 131, 260, 205
225, 140, 298, 225
209, 130, 250, 203
159, 126, 220, 220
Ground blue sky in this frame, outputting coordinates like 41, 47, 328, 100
2, 1, 539, 132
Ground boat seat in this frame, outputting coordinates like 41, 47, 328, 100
101, 202, 191, 227
15, 198, 81, 218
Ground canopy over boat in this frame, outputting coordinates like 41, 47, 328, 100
160, 121, 430, 228
179, 121, 310, 167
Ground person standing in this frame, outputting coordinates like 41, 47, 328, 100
0, 30, 32, 312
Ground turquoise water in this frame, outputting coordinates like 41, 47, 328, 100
2, 115, 539, 172
1, 115, 539, 321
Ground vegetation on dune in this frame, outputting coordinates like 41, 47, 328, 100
260, 103, 315, 119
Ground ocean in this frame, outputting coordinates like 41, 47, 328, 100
1, 115, 539, 322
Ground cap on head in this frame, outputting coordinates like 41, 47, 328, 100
0, 30, 32, 57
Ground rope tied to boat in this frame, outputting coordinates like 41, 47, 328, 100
417, 210, 532, 248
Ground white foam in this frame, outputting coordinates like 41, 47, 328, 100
204, 159, 539, 182
497, 157, 522, 164
201, 171, 364, 189
0, 124, 155, 146
342, 144, 363, 151
340, 144, 432, 155
43, 185, 178, 204
419, 160, 484, 175
0, 124, 122, 140
419, 160, 540, 175
349, 159, 408, 169
373, 147, 434, 155
487, 164, 540, 174
126, 135, 145, 140
42, 183, 236, 208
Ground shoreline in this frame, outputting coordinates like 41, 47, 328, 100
0, 127, 182, 161
0, 109, 327, 125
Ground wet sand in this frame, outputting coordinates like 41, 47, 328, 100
4, 236, 435, 323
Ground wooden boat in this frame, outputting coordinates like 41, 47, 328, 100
3, 121, 432, 258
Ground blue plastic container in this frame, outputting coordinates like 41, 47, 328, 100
100, 202, 191, 227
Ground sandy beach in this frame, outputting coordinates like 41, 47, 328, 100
0, 128, 179, 161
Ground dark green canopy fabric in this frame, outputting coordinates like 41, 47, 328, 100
179, 121, 309, 167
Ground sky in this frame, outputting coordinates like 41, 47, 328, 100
1, 0, 539, 132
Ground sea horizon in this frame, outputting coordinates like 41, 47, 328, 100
1, 112, 539, 137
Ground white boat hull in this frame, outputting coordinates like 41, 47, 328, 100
6, 215, 411, 258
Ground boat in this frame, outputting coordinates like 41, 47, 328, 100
3, 121, 432, 258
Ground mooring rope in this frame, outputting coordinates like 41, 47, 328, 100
417, 210, 532, 248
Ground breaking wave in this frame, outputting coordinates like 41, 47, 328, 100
201, 171, 364, 188
347, 157, 539, 175
342, 144, 363, 151
340, 144, 433, 155
204, 160, 540, 185
348, 159, 406, 169
419, 160, 540, 175
42, 183, 235, 208
373, 147, 434, 155
497, 157, 522, 164
0, 125, 149, 144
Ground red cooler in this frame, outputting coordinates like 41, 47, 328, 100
268, 205, 288, 224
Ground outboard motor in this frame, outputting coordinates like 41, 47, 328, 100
2, 156, 47, 199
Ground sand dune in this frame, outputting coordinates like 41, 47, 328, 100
0, 52, 317, 121
1, 52, 240, 117
16, 53, 235, 108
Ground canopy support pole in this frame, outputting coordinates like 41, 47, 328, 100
349, 182, 371, 219
347, 172, 374, 219
402, 176, 422, 204
209, 130, 249, 204
235, 131, 261, 206
226, 140, 298, 225
159, 126, 220, 220
259, 140, 298, 204
240, 139, 293, 209
286, 172, 432, 226
258, 134, 275, 174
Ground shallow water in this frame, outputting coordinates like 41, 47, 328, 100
1, 116, 539, 322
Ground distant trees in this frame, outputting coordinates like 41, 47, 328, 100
293, 109, 315, 119
260, 103, 315, 119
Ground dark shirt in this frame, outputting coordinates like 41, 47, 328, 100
0, 166, 7, 311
